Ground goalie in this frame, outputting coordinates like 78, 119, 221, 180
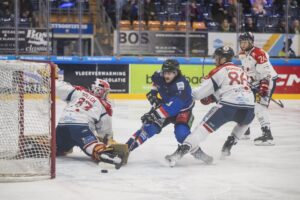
55, 76, 128, 169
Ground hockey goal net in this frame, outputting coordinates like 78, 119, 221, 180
0, 60, 56, 181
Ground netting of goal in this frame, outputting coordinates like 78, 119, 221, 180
0, 60, 56, 182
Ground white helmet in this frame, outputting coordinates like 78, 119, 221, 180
91, 78, 110, 99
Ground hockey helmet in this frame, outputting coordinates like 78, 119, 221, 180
161, 59, 180, 73
213, 46, 234, 62
239, 32, 254, 43
91, 79, 110, 99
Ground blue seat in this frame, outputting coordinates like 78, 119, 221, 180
154, 2, 161, 13
158, 12, 167, 22
169, 12, 181, 22
268, 15, 280, 26
207, 21, 219, 32
289, 7, 298, 18
255, 15, 267, 27
264, 25, 278, 33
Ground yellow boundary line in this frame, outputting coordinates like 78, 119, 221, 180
272, 94, 300, 100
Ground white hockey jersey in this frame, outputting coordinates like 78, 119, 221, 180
239, 46, 278, 83
56, 80, 113, 138
192, 62, 254, 108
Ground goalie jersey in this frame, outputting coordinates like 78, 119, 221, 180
56, 80, 113, 138
192, 62, 254, 108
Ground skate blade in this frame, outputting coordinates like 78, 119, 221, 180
254, 140, 275, 146
240, 135, 250, 140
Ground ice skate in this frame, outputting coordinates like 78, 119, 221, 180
165, 144, 190, 167
254, 127, 274, 146
221, 136, 237, 159
240, 128, 250, 140
191, 147, 213, 164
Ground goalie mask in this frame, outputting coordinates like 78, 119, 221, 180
91, 79, 110, 99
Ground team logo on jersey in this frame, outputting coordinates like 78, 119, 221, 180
166, 101, 173, 107
176, 82, 185, 90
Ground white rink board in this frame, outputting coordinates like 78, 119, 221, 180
0, 99, 300, 200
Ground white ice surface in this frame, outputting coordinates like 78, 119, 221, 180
1, 99, 300, 200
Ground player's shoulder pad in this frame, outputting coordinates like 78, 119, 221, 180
206, 64, 228, 78
98, 99, 113, 116
250, 47, 267, 64
174, 75, 190, 91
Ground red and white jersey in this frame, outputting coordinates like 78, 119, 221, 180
192, 62, 254, 108
239, 47, 278, 83
56, 80, 113, 137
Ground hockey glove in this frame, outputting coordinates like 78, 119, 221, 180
92, 143, 126, 169
258, 79, 269, 97
146, 91, 162, 108
141, 109, 164, 127
200, 95, 216, 105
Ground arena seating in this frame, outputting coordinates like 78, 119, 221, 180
101, 0, 300, 33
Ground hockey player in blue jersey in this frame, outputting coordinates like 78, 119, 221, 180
126, 59, 212, 164
164, 46, 255, 166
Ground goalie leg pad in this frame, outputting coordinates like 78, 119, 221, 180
110, 143, 129, 165
92, 143, 113, 161
93, 143, 127, 169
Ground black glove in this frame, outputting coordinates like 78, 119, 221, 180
141, 109, 164, 127
146, 91, 162, 108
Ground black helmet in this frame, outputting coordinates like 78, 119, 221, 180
161, 59, 180, 73
213, 46, 234, 62
239, 32, 254, 43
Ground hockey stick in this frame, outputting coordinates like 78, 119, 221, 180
249, 83, 284, 108
270, 98, 284, 108
127, 106, 156, 152
127, 97, 163, 152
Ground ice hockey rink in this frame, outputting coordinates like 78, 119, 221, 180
1, 99, 300, 200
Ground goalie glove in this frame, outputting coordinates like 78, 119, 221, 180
258, 79, 269, 97
146, 91, 162, 108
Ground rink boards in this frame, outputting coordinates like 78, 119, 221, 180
1, 56, 300, 99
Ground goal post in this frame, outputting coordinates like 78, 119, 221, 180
0, 60, 56, 181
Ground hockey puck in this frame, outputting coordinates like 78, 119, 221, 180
101, 169, 108, 173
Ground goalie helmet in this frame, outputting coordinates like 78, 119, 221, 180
161, 59, 180, 73
91, 79, 110, 99
213, 46, 234, 62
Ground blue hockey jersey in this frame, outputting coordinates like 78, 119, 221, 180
150, 71, 194, 117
